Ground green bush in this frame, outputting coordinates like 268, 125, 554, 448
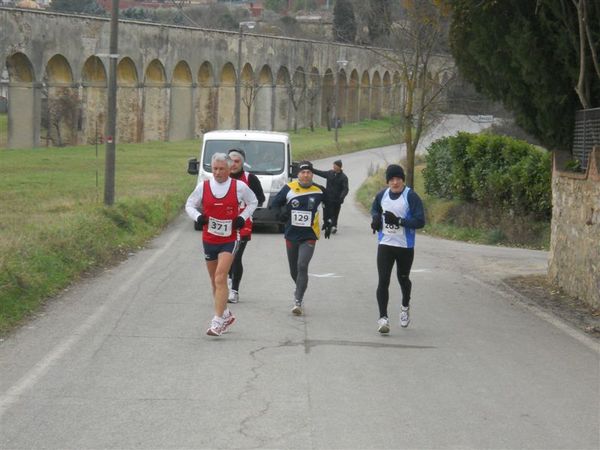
423, 133, 551, 219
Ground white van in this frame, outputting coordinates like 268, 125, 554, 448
187, 130, 294, 226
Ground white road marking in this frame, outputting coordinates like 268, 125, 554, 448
0, 228, 184, 419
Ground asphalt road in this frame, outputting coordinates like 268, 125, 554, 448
1, 121, 599, 449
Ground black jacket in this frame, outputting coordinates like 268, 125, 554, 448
312, 168, 349, 204
231, 171, 265, 206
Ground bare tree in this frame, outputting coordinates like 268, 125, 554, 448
306, 72, 321, 132
241, 80, 262, 129
363, 0, 456, 187
286, 69, 307, 133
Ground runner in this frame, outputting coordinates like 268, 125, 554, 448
226, 148, 265, 304
271, 160, 330, 315
185, 153, 258, 336
370, 164, 425, 334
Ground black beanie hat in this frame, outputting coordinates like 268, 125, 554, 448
228, 148, 246, 161
298, 160, 313, 172
385, 164, 405, 182
334, 159, 342, 168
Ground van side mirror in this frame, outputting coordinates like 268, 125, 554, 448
290, 161, 300, 178
187, 158, 199, 175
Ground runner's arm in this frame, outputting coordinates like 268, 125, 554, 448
238, 184, 258, 220
185, 183, 204, 221
248, 173, 266, 206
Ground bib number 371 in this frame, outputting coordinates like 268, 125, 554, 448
207, 217, 233, 237
291, 210, 311, 227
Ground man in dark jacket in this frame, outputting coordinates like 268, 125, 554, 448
312, 159, 349, 234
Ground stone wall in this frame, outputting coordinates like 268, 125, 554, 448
548, 146, 600, 309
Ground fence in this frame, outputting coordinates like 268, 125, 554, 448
573, 107, 600, 170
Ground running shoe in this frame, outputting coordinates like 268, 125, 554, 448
400, 307, 410, 328
377, 317, 390, 334
206, 316, 225, 336
291, 299, 303, 316
222, 309, 236, 333
228, 289, 239, 304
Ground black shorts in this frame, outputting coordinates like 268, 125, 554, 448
203, 241, 238, 261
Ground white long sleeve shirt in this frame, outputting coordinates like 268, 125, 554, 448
185, 178, 258, 222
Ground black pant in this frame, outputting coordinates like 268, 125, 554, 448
376, 244, 414, 318
228, 238, 248, 291
323, 202, 342, 227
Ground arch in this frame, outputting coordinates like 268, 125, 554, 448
116, 57, 141, 143
5, 52, 37, 148
218, 62, 236, 129
347, 69, 359, 124
197, 61, 216, 133
371, 71, 382, 119
254, 64, 274, 130
240, 63, 255, 129
170, 61, 194, 141
274, 66, 291, 131
336, 69, 348, 124
143, 59, 168, 141
81, 56, 107, 145
321, 69, 334, 128
43, 54, 77, 146
291, 66, 307, 131
359, 71, 370, 121
172, 60, 192, 86
306, 67, 321, 130
382, 71, 392, 116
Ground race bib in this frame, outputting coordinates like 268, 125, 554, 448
383, 222, 400, 235
291, 210, 312, 227
207, 217, 233, 237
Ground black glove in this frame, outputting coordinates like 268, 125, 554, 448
370, 215, 382, 234
277, 207, 290, 223
233, 216, 245, 230
383, 211, 401, 227
323, 219, 332, 239
194, 214, 208, 231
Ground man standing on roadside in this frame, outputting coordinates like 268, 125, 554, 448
226, 148, 265, 304
185, 153, 258, 336
370, 164, 425, 334
312, 159, 349, 234
271, 161, 331, 315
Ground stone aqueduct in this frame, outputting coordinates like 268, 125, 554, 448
1, 7, 446, 149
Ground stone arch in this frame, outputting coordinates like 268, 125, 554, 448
336, 69, 348, 124
306, 67, 321, 131
371, 71, 382, 119
240, 63, 255, 129
117, 57, 141, 143
359, 71, 370, 121
81, 56, 107, 145
382, 71, 392, 116
254, 64, 274, 131
143, 59, 168, 141
197, 61, 216, 133
321, 69, 334, 128
218, 62, 236, 129
274, 66, 291, 131
291, 66, 306, 131
170, 60, 193, 141
6, 52, 38, 148
43, 54, 77, 146
347, 69, 359, 124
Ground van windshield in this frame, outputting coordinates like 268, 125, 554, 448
203, 140, 286, 175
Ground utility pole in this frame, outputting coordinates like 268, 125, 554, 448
104, 0, 119, 205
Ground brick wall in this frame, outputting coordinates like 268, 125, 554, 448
548, 146, 600, 309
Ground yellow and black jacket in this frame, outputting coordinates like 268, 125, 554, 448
271, 180, 325, 241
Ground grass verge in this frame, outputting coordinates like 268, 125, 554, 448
0, 113, 7, 148
0, 120, 397, 335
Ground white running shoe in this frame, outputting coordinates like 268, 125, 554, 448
206, 316, 225, 336
377, 317, 390, 334
291, 299, 303, 316
228, 289, 239, 304
227, 277, 232, 290
222, 309, 236, 333
400, 307, 410, 328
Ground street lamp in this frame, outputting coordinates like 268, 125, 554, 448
333, 59, 348, 142
235, 20, 256, 130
